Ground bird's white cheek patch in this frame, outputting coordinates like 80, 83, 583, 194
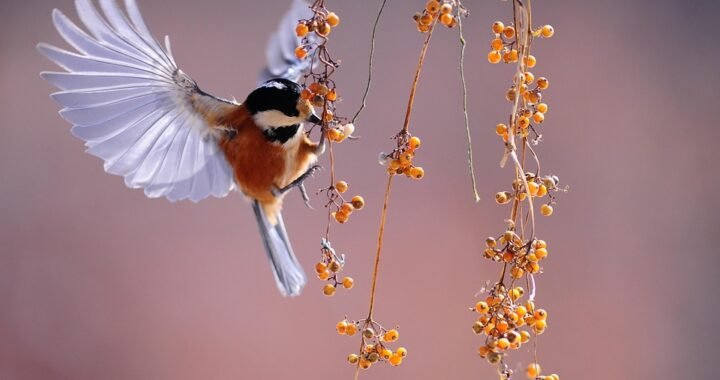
253, 110, 303, 130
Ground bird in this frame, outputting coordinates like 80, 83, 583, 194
38, 0, 325, 297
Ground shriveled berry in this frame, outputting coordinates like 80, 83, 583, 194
351, 196, 365, 210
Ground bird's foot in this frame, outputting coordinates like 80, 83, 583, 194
272, 165, 322, 206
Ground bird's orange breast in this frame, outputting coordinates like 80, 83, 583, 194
216, 106, 318, 207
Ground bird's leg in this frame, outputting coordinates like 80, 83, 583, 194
313, 128, 326, 156
298, 183, 312, 209
272, 165, 322, 209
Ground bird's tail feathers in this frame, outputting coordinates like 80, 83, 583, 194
252, 200, 306, 297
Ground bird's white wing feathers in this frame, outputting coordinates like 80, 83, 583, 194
39, 0, 236, 202
260, 0, 317, 84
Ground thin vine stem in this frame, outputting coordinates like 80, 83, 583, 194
457, 13, 481, 202
402, 18, 438, 133
351, 0, 389, 124
366, 174, 394, 319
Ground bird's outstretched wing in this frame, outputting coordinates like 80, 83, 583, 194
259, 0, 317, 84
39, 0, 238, 202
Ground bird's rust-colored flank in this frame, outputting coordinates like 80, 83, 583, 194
217, 106, 319, 225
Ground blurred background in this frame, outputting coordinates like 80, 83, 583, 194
2, 0, 719, 379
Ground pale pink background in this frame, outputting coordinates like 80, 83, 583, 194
1, 0, 719, 379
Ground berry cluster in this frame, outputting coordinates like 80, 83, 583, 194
413, 0, 463, 32
474, 1, 563, 379
340, 319, 406, 369
472, 283, 551, 357
379, 134, 425, 180
494, 173, 561, 217
294, 9, 340, 59
483, 233, 551, 277
487, 22, 553, 65
315, 239, 355, 296
295, 2, 360, 297
326, 180, 365, 224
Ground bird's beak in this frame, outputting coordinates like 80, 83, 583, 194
307, 112, 321, 125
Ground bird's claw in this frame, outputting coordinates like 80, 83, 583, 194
274, 165, 323, 201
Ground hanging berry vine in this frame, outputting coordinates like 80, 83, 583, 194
471, 1, 565, 379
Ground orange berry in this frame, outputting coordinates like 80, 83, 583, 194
359, 358, 371, 369
420, 13, 434, 26
335, 181, 348, 193
341, 276, 354, 289
541, 25, 555, 38
440, 3, 453, 14
534, 247, 548, 260
294, 46, 307, 60
492, 21, 505, 34
496, 320, 509, 333
537, 103, 548, 114
417, 23, 431, 33
347, 354, 359, 364
534, 309, 548, 320
440, 13, 454, 27
525, 54, 537, 68
426, 0, 440, 13
511, 266, 524, 279
540, 204, 553, 216
488, 50, 502, 64
508, 49, 519, 62
381, 348, 393, 360
345, 323, 358, 336
497, 338, 510, 350
475, 301, 490, 314
326, 89, 338, 101
300, 89, 313, 100
340, 203, 354, 214
503, 26, 516, 39
323, 284, 336, 296
326, 12, 340, 27
495, 192, 511, 204
315, 262, 327, 273
532, 112, 545, 124
327, 128, 341, 141
518, 116, 530, 129
333, 211, 349, 224
527, 181, 539, 196
317, 271, 330, 280
384, 329, 399, 342
389, 354, 403, 366
522, 72, 534, 85
316, 22, 331, 37
396, 347, 408, 357
295, 23, 309, 37
350, 196, 365, 210
410, 167, 425, 179
491, 38, 504, 51
336, 320, 348, 334
408, 136, 422, 149
537, 77, 549, 90
533, 239, 548, 249
534, 319, 547, 332
527, 363, 542, 378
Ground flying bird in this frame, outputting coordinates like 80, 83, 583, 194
38, 0, 324, 297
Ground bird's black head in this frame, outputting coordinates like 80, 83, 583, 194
244, 78, 320, 129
